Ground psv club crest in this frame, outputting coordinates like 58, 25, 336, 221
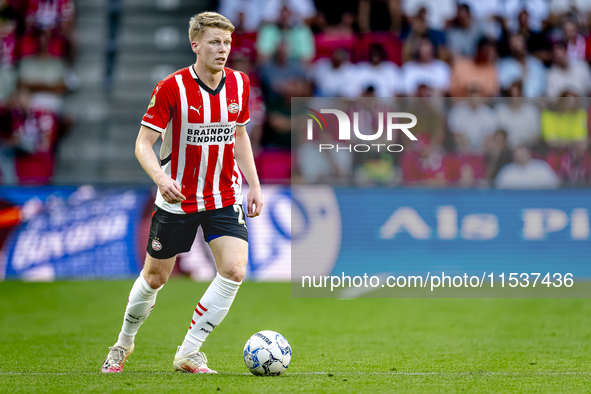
152, 239, 162, 251
228, 103, 239, 114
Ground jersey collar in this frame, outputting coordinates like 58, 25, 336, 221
190, 64, 226, 96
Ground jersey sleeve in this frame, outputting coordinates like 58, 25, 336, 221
141, 81, 175, 133
236, 72, 251, 126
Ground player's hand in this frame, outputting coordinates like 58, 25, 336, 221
246, 185, 263, 217
155, 173, 186, 204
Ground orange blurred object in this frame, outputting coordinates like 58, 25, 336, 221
0, 207, 21, 228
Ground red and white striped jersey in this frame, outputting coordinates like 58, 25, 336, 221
141, 65, 251, 214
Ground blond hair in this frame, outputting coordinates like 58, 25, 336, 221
188, 12, 234, 42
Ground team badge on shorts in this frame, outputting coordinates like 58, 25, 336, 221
228, 103, 239, 114
152, 239, 162, 251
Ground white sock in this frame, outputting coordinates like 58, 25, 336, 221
179, 273, 241, 356
115, 272, 162, 348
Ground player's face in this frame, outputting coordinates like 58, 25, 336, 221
194, 28, 232, 73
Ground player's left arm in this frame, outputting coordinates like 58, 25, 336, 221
234, 125, 263, 217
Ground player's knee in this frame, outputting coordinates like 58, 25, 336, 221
144, 270, 169, 289
219, 264, 245, 283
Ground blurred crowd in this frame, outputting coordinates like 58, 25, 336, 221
0, 0, 74, 185
222, 0, 591, 188
296, 95, 590, 188
2, 0, 591, 188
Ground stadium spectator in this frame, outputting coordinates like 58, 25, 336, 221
229, 51, 265, 153
547, 40, 591, 97
401, 136, 463, 186
0, 6, 17, 103
7, 0, 591, 189
354, 29, 403, 64
262, 0, 316, 25
401, 0, 456, 31
562, 17, 586, 62
355, 45, 401, 97
458, 0, 505, 42
549, 0, 591, 28
541, 93, 588, 148
546, 140, 591, 186
350, 95, 398, 185
403, 84, 445, 148
503, 0, 549, 33
459, 0, 502, 23
0, 0, 76, 185
354, 152, 397, 186
218, 0, 267, 32
495, 146, 560, 189
0, 88, 62, 185
23, 0, 75, 66
25, 0, 75, 32
484, 129, 513, 181
513, 9, 552, 64
296, 101, 352, 184
0, 99, 16, 184
497, 33, 546, 97
310, 48, 358, 97
219, 0, 315, 32
311, 0, 358, 30
297, 141, 352, 184
18, 29, 69, 114
256, 6, 315, 63
449, 37, 499, 97
447, 94, 497, 153
10, 89, 60, 184
234, 49, 288, 182
259, 43, 307, 147
494, 83, 541, 149
358, 0, 402, 33
402, 7, 447, 62
401, 37, 450, 96
312, 12, 356, 60
226, 12, 258, 62
445, 4, 484, 58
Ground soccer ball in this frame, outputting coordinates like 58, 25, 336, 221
243, 330, 292, 376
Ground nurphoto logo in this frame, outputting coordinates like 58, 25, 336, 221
305, 107, 418, 153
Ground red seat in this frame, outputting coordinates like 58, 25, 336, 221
255, 149, 291, 183
353, 32, 402, 65
18, 30, 68, 59
313, 31, 356, 60
230, 31, 257, 62
16, 152, 55, 185
460, 155, 486, 179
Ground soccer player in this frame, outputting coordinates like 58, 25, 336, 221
101, 12, 262, 374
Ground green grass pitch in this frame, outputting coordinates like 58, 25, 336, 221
1, 279, 591, 393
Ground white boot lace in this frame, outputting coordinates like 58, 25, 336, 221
107, 346, 128, 366
186, 351, 207, 367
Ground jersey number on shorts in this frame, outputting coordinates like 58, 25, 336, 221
234, 204, 247, 228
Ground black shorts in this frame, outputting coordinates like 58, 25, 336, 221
147, 204, 249, 259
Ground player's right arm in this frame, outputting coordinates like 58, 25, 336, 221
137, 80, 185, 204
135, 126, 186, 204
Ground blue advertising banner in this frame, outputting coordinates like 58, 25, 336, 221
0, 185, 292, 281
329, 189, 591, 277
0, 186, 151, 281
4, 186, 589, 282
